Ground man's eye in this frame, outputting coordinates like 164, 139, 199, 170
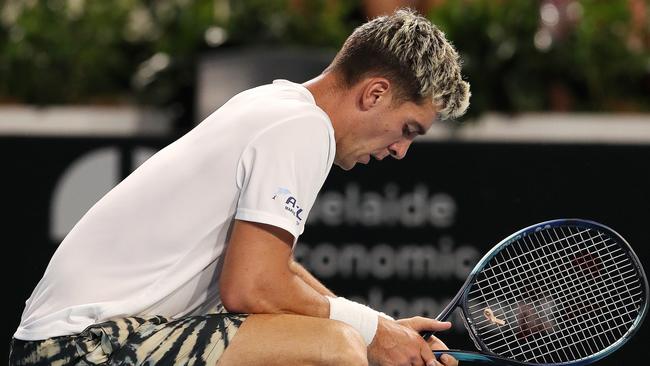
403, 125, 416, 137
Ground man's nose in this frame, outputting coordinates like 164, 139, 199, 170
388, 140, 411, 160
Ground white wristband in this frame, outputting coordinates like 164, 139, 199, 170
326, 296, 380, 345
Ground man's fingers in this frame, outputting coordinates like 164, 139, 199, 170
439, 353, 459, 366
427, 334, 449, 350
398, 316, 452, 332
420, 341, 436, 366
420, 341, 442, 366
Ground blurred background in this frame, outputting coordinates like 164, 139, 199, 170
2, 0, 649, 364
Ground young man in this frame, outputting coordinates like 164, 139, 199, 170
11, 8, 469, 366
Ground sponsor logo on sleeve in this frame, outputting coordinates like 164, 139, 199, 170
272, 187, 303, 224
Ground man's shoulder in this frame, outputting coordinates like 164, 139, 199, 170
240, 82, 333, 140
243, 80, 322, 112
252, 112, 332, 151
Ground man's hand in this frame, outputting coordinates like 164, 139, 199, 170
368, 316, 458, 366
401, 317, 458, 366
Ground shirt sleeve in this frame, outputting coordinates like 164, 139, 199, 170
235, 116, 332, 240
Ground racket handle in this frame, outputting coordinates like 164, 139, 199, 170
421, 331, 434, 339
432, 350, 514, 364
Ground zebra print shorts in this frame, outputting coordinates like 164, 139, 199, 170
9, 309, 248, 365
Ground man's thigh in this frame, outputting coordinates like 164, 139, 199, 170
10, 313, 247, 366
217, 314, 368, 366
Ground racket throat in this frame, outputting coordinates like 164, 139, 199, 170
420, 285, 467, 339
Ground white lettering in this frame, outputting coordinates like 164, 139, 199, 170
294, 239, 479, 281
308, 183, 457, 228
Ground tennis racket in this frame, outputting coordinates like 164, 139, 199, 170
422, 219, 648, 365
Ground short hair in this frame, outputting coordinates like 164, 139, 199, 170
327, 8, 470, 120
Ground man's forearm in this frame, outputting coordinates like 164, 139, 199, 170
220, 220, 331, 317
222, 257, 331, 317
289, 259, 335, 297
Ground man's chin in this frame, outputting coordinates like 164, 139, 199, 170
334, 160, 355, 171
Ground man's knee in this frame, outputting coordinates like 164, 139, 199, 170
322, 321, 368, 366
217, 314, 368, 366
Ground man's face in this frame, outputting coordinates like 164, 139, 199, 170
334, 97, 438, 170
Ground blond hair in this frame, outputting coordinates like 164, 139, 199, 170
328, 8, 470, 120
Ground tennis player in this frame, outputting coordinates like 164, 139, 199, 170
10, 8, 469, 366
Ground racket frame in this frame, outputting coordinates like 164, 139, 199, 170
428, 219, 649, 366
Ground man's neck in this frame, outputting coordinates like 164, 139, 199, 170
303, 72, 349, 143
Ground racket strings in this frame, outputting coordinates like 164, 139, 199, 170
492, 227, 636, 357
474, 267, 639, 342
466, 226, 646, 364
471, 241, 636, 318
470, 238, 627, 300
522, 227, 641, 362
469, 233, 631, 319
496, 227, 636, 362
474, 259, 620, 361
477, 287, 639, 362
471, 228, 592, 280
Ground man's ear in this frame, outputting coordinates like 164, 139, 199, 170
359, 78, 391, 111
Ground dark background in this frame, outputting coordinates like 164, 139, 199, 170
4, 137, 649, 363
3, 0, 650, 364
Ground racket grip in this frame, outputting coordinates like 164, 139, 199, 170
421, 331, 434, 339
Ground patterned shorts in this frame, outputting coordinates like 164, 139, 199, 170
9, 306, 248, 366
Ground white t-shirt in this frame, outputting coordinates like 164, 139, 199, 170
14, 80, 336, 341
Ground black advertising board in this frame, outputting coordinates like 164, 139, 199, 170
3, 137, 649, 363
